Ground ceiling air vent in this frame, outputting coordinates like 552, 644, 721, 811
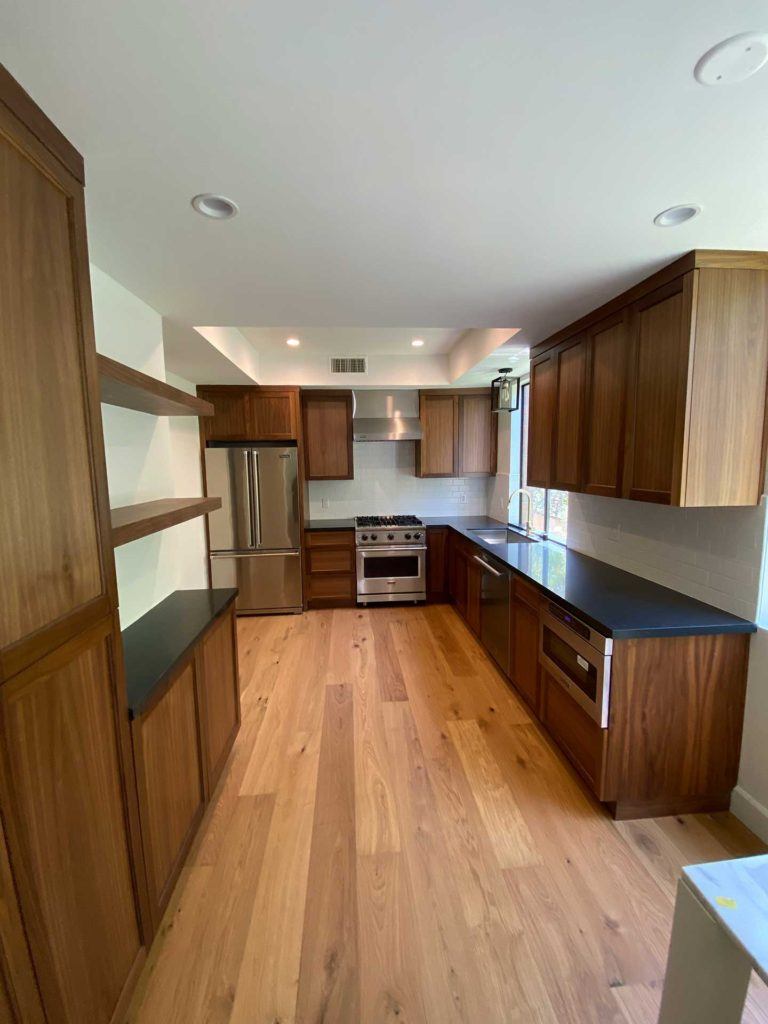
330, 356, 368, 374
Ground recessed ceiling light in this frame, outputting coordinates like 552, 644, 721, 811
653, 204, 702, 227
286, 337, 301, 347
411, 338, 425, 347
694, 32, 768, 86
191, 193, 239, 219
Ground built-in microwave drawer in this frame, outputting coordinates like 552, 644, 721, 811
539, 608, 612, 727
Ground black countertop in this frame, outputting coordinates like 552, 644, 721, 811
421, 516, 757, 640
305, 518, 356, 531
122, 588, 238, 718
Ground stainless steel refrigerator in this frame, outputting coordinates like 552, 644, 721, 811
204, 443, 303, 613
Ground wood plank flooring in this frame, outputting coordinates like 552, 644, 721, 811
126, 605, 768, 1024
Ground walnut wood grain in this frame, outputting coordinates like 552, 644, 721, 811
582, 310, 630, 497
551, 335, 587, 491
111, 497, 222, 547
458, 393, 496, 475
527, 351, 557, 487
301, 390, 354, 479
98, 354, 214, 417
426, 526, 449, 601
416, 394, 457, 477
199, 607, 240, 794
304, 530, 356, 608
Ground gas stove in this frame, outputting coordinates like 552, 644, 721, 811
354, 515, 426, 604
355, 515, 424, 547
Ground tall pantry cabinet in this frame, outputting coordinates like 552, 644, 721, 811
0, 65, 147, 1023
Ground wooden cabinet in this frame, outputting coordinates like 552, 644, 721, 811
304, 530, 357, 608
551, 335, 587, 491
510, 580, 540, 712
527, 352, 557, 487
458, 393, 497, 475
0, 619, 144, 1024
199, 607, 240, 791
448, 533, 468, 619
417, 389, 496, 478
583, 311, 630, 497
131, 657, 205, 932
301, 390, 353, 479
0, 66, 146, 1022
541, 668, 609, 798
466, 556, 482, 635
198, 386, 300, 442
417, 394, 457, 476
528, 251, 768, 507
426, 527, 449, 601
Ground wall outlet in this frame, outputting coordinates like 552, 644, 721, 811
321, 497, 330, 510
459, 493, 467, 504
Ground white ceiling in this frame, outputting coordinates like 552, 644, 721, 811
4, 0, 768, 357
239, 327, 465, 356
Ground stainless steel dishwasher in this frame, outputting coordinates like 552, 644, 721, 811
474, 551, 511, 673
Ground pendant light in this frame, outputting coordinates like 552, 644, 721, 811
491, 368, 519, 413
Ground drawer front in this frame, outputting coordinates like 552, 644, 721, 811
307, 547, 355, 574
306, 530, 355, 549
306, 574, 356, 603
514, 577, 540, 611
541, 668, 607, 798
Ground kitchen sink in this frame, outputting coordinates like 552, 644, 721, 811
470, 528, 538, 545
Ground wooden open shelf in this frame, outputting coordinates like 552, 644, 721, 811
111, 496, 222, 547
98, 354, 214, 417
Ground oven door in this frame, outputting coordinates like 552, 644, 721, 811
539, 610, 612, 727
356, 545, 426, 599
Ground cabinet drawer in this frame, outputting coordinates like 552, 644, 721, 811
513, 577, 540, 611
306, 530, 355, 549
306, 574, 356, 604
541, 668, 608, 798
307, 546, 354, 574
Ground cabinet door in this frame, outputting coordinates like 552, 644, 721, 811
302, 391, 353, 479
466, 557, 482, 635
449, 539, 468, 618
622, 276, 694, 504
0, 84, 114, 681
250, 390, 298, 440
458, 393, 496, 476
583, 311, 630, 497
551, 336, 587, 491
511, 594, 540, 712
199, 608, 240, 793
426, 527, 448, 600
132, 658, 205, 931
0, 620, 144, 1024
417, 395, 457, 477
527, 351, 557, 487
198, 387, 250, 441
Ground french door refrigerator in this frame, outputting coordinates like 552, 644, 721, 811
204, 442, 303, 613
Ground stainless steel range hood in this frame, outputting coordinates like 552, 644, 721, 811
352, 389, 422, 442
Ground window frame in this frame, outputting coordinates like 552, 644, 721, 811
511, 379, 568, 545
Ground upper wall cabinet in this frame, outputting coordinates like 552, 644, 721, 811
416, 389, 496, 478
197, 386, 300, 442
528, 251, 768, 506
301, 390, 354, 480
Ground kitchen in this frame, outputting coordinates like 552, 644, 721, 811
4, 7, 768, 1024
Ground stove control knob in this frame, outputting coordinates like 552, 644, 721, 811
370, 533, 378, 540
387, 533, 395, 541
404, 533, 412, 540
361, 534, 369, 541
413, 532, 421, 540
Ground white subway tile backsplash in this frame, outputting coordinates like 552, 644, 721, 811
568, 493, 766, 620
308, 441, 490, 519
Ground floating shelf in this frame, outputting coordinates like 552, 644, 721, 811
111, 496, 222, 547
98, 354, 214, 417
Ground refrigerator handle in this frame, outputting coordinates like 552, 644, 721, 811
243, 449, 255, 548
250, 450, 262, 547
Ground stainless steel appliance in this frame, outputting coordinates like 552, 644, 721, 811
204, 442, 302, 614
355, 515, 426, 604
539, 602, 613, 726
474, 552, 511, 672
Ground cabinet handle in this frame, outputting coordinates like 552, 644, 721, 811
473, 554, 503, 577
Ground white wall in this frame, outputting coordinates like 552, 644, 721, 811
91, 265, 208, 628
308, 442, 489, 519
567, 491, 768, 841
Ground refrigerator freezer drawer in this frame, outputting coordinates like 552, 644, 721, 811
210, 552, 303, 613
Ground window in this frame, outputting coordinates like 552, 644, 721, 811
510, 380, 569, 544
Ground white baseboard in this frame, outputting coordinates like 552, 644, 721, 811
730, 786, 768, 844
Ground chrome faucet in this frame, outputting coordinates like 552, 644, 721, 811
508, 487, 533, 534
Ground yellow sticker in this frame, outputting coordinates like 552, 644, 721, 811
716, 896, 737, 909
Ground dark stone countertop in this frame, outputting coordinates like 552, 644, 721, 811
421, 516, 757, 640
122, 588, 238, 718
305, 518, 356, 531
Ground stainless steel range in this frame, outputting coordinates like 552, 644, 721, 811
355, 515, 426, 604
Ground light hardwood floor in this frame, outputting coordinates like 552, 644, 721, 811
126, 605, 768, 1024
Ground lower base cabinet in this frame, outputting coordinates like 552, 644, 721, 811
541, 668, 608, 797
126, 595, 240, 936
304, 530, 357, 608
510, 581, 541, 712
